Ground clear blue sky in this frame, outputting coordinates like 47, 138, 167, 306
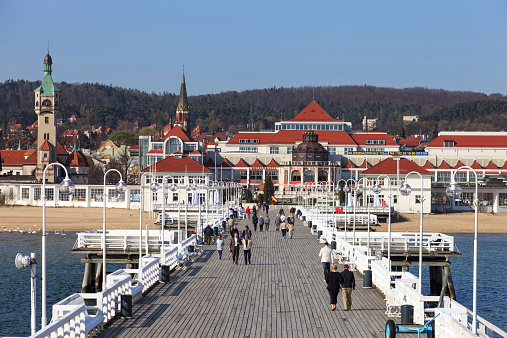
1, 0, 506, 96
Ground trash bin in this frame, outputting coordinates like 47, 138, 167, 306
331, 241, 337, 250
362, 269, 372, 288
317, 230, 322, 239
308, 221, 312, 229
160, 265, 170, 283
400, 304, 414, 325
312, 223, 317, 231
213, 226, 219, 236
188, 245, 195, 252
121, 294, 133, 318
302, 216, 306, 221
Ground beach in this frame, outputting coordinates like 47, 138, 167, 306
0, 205, 506, 233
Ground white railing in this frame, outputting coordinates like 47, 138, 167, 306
73, 229, 176, 251
162, 245, 179, 269
124, 255, 160, 293
34, 302, 87, 338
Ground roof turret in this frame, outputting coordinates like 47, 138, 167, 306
177, 71, 189, 110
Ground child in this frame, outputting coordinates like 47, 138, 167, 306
216, 234, 224, 259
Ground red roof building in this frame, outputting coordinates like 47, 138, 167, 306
142, 156, 213, 173
363, 158, 431, 175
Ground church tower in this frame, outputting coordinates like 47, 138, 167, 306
175, 72, 190, 135
34, 52, 60, 182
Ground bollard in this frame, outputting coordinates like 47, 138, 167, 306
213, 227, 219, 236
362, 270, 372, 288
308, 221, 312, 229
160, 265, 170, 283
317, 230, 322, 239
312, 223, 317, 231
121, 294, 133, 318
400, 304, 414, 325
188, 245, 195, 252
331, 241, 336, 250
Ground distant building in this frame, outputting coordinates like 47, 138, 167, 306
403, 115, 419, 123
362, 116, 382, 131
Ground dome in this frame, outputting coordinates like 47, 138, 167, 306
44, 53, 52, 64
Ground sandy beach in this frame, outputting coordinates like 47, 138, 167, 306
0, 205, 506, 234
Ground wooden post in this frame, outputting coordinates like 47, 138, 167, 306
95, 262, 103, 291
81, 261, 96, 293
429, 266, 443, 295
443, 265, 457, 300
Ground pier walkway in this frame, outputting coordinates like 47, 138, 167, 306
99, 208, 404, 338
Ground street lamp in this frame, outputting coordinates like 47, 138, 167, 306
346, 179, 362, 245
358, 178, 371, 254
399, 171, 425, 294
102, 169, 127, 291
337, 179, 349, 240
374, 175, 392, 271
41, 163, 75, 328
139, 173, 158, 282
446, 166, 479, 335
161, 176, 178, 264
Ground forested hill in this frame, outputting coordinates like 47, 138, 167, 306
1, 79, 507, 136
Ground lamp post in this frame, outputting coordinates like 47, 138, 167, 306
358, 178, 370, 254
399, 171, 425, 294
346, 179, 362, 245
337, 179, 349, 240
161, 176, 178, 264
446, 166, 479, 335
102, 169, 127, 291
41, 163, 75, 328
139, 172, 158, 282
374, 175, 392, 271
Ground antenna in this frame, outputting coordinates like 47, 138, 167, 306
313, 88, 315, 101
47, 41, 49, 54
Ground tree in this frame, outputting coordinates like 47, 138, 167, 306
109, 130, 136, 146
138, 127, 158, 138
244, 189, 253, 203
88, 159, 105, 184
263, 174, 275, 203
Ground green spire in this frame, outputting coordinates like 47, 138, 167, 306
35, 52, 60, 96
72, 140, 78, 152
17, 140, 21, 150
177, 71, 188, 110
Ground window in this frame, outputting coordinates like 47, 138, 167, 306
109, 188, 125, 202
365, 140, 386, 145
455, 172, 467, 183
329, 147, 336, 155
239, 146, 258, 153
499, 193, 507, 207
437, 172, 451, 183
250, 170, 263, 180
45, 188, 54, 201
169, 138, 180, 154
73, 188, 86, 201
152, 143, 163, 150
287, 147, 292, 154
444, 140, 455, 147
34, 188, 41, 201
344, 148, 354, 155
415, 195, 422, 204
172, 193, 179, 202
45, 117, 49, 124
303, 170, 315, 182
152, 192, 158, 201
291, 170, 301, 182
318, 170, 328, 182
392, 195, 398, 204
22, 188, 29, 200
240, 171, 248, 180
91, 188, 104, 202
266, 172, 278, 181
270, 147, 279, 154
239, 139, 259, 144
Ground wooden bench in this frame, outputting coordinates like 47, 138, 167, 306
51, 293, 104, 337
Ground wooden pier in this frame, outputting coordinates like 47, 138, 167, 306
99, 210, 411, 338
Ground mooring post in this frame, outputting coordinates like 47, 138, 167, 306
95, 262, 103, 291
429, 266, 443, 295
81, 261, 96, 293
443, 265, 457, 300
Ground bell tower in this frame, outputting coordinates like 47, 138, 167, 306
175, 71, 190, 135
34, 51, 60, 182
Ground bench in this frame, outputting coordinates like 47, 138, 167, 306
176, 253, 187, 270
51, 293, 104, 337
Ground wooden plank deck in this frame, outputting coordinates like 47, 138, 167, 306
99, 207, 408, 338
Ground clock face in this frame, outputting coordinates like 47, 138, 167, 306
42, 99, 51, 107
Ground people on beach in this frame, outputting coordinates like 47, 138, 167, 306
252, 213, 258, 231
341, 264, 356, 311
204, 224, 214, 245
287, 218, 294, 239
230, 233, 241, 265
258, 215, 264, 232
265, 215, 270, 231
319, 242, 334, 280
326, 264, 344, 311
216, 234, 224, 259
242, 234, 252, 265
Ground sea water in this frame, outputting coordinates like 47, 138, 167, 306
1, 233, 506, 336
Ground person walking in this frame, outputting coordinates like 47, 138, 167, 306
245, 207, 251, 220
265, 215, 270, 231
319, 242, 334, 280
326, 264, 344, 311
227, 216, 234, 231
242, 234, 252, 264
340, 264, 356, 311
265, 204, 270, 215
230, 233, 241, 265
230, 224, 239, 238
258, 215, 264, 232
287, 219, 294, 239
204, 224, 214, 245
252, 213, 258, 231
242, 225, 252, 240
290, 206, 296, 219
274, 213, 281, 231
280, 219, 287, 239
216, 234, 224, 259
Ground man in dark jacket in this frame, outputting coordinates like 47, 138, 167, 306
230, 233, 241, 265
340, 264, 356, 311
242, 226, 252, 239
204, 224, 214, 245
252, 213, 258, 231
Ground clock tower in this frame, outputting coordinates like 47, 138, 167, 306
34, 52, 60, 182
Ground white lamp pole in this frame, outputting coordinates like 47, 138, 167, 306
358, 178, 370, 254
161, 176, 177, 264
41, 163, 75, 328
399, 171, 425, 294
102, 169, 126, 291
346, 179, 358, 244
337, 179, 348, 240
139, 172, 158, 283
375, 175, 392, 271
446, 166, 478, 335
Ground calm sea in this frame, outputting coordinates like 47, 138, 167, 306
1, 232, 506, 336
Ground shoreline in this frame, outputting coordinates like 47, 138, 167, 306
0, 206, 506, 234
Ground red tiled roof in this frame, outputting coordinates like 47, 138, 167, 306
501, 161, 507, 170
130, 145, 139, 150
142, 156, 213, 173
422, 160, 435, 170
284, 101, 339, 122
470, 160, 482, 170
250, 158, 265, 168
235, 158, 250, 168
190, 150, 202, 155
227, 132, 276, 145
0, 150, 26, 165
148, 150, 163, 154
363, 158, 431, 175
349, 133, 399, 146
454, 160, 465, 169
265, 158, 279, 168
437, 160, 452, 169
343, 159, 356, 168
358, 160, 371, 169
23, 151, 37, 164
428, 135, 507, 148
485, 160, 499, 170
39, 140, 53, 151
65, 151, 89, 166
161, 125, 193, 142
220, 158, 234, 167
56, 142, 67, 155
